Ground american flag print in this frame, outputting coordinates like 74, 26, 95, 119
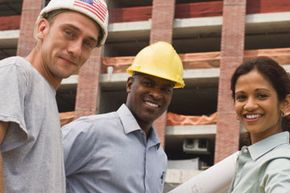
73, 0, 107, 22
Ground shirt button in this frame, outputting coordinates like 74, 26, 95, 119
242, 147, 248, 153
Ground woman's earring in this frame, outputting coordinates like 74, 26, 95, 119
281, 111, 285, 117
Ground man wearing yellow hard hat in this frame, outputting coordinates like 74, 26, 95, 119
62, 41, 185, 193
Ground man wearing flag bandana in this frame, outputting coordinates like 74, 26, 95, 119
0, 0, 108, 192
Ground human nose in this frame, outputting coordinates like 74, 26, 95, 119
243, 97, 257, 111
149, 86, 163, 99
67, 40, 82, 58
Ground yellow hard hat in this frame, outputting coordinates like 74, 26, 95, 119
127, 41, 185, 88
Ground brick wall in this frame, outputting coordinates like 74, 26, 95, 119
17, 0, 43, 57
150, 0, 176, 147
215, 0, 246, 163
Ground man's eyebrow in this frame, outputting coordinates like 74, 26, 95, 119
163, 81, 175, 88
62, 24, 98, 42
87, 36, 98, 44
62, 24, 79, 31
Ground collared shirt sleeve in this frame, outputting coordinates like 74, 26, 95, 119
262, 158, 290, 193
62, 118, 98, 176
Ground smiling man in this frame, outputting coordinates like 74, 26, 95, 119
0, 0, 108, 192
62, 41, 185, 193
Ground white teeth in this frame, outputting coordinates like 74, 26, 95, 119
245, 114, 260, 119
145, 101, 159, 108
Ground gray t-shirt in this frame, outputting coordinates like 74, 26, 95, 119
0, 56, 65, 193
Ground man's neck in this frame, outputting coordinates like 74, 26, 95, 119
26, 48, 61, 89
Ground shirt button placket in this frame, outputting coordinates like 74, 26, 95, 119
141, 130, 147, 193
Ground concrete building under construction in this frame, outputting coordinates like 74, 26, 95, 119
0, 0, 290, 191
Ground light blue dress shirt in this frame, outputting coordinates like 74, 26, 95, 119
228, 132, 290, 193
62, 104, 167, 193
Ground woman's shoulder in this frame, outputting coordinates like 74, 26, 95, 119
262, 143, 290, 163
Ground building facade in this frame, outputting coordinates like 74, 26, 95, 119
0, 0, 290, 191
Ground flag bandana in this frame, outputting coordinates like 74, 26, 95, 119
73, 0, 107, 22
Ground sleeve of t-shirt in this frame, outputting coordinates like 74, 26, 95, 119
62, 118, 99, 176
262, 158, 290, 193
0, 59, 29, 152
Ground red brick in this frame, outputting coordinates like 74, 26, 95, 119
74, 48, 102, 118
150, 0, 175, 44
215, 0, 246, 163
153, 112, 167, 147
17, 0, 42, 57
150, 0, 175, 146
0, 16, 21, 30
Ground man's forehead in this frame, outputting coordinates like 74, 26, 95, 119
133, 72, 175, 87
50, 11, 100, 39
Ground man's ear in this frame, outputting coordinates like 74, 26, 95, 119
281, 94, 290, 115
34, 18, 50, 40
126, 76, 134, 93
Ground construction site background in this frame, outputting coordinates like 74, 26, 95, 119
0, 0, 290, 191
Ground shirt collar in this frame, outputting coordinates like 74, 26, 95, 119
248, 132, 289, 160
147, 127, 161, 149
117, 104, 161, 148
117, 104, 140, 134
